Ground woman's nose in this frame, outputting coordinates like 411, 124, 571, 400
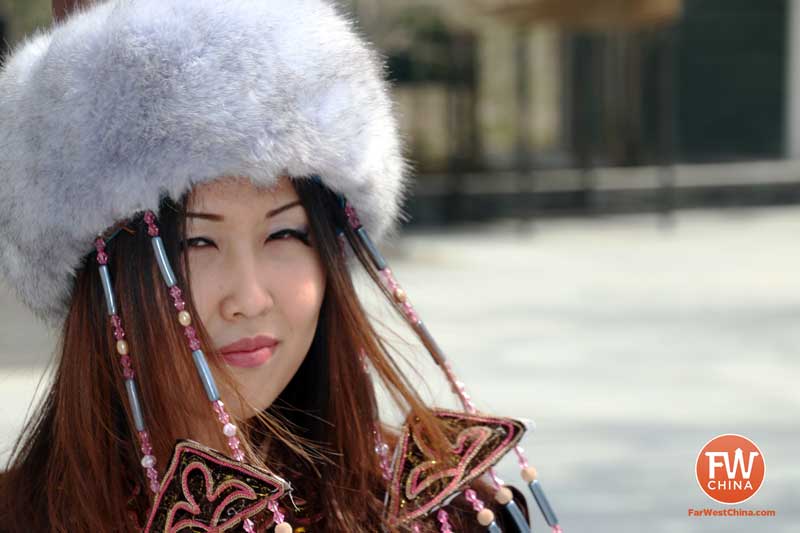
219, 253, 274, 321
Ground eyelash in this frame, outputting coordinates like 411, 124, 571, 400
182, 229, 311, 250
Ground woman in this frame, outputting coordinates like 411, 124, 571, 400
0, 0, 557, 531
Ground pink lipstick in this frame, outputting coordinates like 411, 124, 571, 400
218, 335, 279, 368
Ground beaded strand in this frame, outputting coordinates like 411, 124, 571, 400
142, 211, 292, 531
95, 238, 160, 494
340, 200, 561, 533
142, 211, 245, 461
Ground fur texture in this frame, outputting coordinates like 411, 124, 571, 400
0, 0, 408, 325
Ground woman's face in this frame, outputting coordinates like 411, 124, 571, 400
184, 176, 326, 419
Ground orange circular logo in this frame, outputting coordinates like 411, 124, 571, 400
695, 434, 765, 504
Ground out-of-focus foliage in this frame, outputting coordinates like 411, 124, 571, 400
1, 0, 52, 45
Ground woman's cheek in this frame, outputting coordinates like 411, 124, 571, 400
187, 257, 222, 325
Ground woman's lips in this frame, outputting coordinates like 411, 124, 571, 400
218, 335, 279, 368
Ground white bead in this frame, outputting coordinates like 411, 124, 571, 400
274, 523, 292, 533
477, 508, 495, 526
141, 454, 156, 469
494, 486, 513, 504
178, 310, 192, 326
223, 423, 238, 437
521, 466, 538, 483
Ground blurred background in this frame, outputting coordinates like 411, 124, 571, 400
1, 1, 799, 531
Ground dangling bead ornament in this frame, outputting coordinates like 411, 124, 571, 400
359, 347, 394, 483
490, 476, 530, 533
521, 463, 561, 532
142, 211, 245, 461
141, 211, 294, 530
268, 499, 293, 533
373, 426, 393, 482
95, 238, 160, 495
437, 509, 455, 533
465, 488, 503, 533
338, 197, 562, 532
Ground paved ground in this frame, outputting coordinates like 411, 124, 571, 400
2, 206, 799, 532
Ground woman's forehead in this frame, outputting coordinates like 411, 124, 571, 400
188, 175, 298, 213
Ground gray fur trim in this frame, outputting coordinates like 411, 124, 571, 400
0, 0, 409, 325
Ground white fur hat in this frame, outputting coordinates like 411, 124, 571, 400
0, 0, 408, 325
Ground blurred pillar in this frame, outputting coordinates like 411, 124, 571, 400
477, 23, 518, 169
477, 24, 562, 169
787, 0, 800, 158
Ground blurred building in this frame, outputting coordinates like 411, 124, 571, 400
348, 0, 788, 167
346, 0, 800, 221
2, 0, 800, 220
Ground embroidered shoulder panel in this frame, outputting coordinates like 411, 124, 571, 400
385, 410, 526, 527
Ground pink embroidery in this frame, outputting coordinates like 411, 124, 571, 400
144, 441, 288, 532
166, 461, 258, 531
405, 426, 493, 500
385, 410, 526, 526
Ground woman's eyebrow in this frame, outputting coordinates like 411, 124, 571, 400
185, 200, 302, 221
266, 200, 301, 218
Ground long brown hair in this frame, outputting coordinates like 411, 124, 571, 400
0, 178, 498, 532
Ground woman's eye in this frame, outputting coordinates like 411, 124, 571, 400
267, 228, 311, 246
183, 237, 216, 249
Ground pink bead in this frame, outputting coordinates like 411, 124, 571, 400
223, 423, 237, 437
227, 436, 241, 449
243, 518, 256, 533
212, 400, 228, 418
437, 509, 454, 533
141, 454, 156, 469
464, 488, 485, 512
515, 445, 530, 469
143, 212, 159, 236
268, 500, 286, 524
233, 449, 245, 462
94, 239, 109, 265
123, 367, 135, 380
344, 204, 362, 228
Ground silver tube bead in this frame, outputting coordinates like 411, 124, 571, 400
151, 236, 177, 287
529, 479, 559, 528
487, 522, 503, 533
98, 265, 117, 315
125, 379, 146, 432
355, 227, 388, 270
502, 500, 530, 533
192, 349, 220, 402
